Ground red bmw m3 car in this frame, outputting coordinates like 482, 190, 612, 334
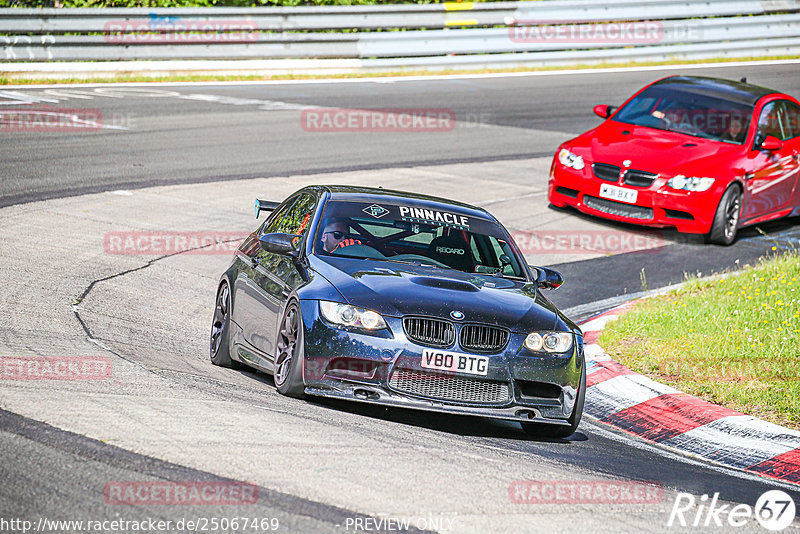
548, 75, 800, 245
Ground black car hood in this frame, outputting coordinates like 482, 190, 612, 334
309, 256, 559, 332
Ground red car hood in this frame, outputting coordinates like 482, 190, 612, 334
571, 121, 743, 174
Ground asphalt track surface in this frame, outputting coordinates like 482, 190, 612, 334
2, 62, 800, 532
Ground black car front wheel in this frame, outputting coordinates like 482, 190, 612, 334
210, 281, 240, 368
707, 185, 742, 246
521, 364, 586, 439
274, 301, 306, 398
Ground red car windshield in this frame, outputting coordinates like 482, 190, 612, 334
612, 86, 754, 144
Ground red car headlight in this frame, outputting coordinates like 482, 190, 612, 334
558, 148, 585, 171
667, 175, 715, 192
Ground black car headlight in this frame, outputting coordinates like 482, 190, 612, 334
319, 301, 387, 330
524, 332, 573, 353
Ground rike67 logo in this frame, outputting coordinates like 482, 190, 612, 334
668, 490, 796, 531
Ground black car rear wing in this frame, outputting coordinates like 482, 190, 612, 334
255, 199, 280, 218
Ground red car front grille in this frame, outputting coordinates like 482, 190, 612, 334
623, 170, 658, 188
584, 196, 654, 220
592, 163, 621, 182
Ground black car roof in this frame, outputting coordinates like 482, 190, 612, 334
651, 75, 777, 106
311, 185, 495, 221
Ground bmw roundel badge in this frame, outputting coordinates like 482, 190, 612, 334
450, 311, 465, 320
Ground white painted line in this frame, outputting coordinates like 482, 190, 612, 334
0, 90, 60, 105
479, 191, 546, 207
662, 415, 800, 469
567, 282, 699, 320
3, 58, 800, 90
584, 343, 611, 362
586, 374, 679, 420
580, 314, 620, 333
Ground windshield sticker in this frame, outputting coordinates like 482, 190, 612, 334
398, 206, 470, 230
362, 204, 390, 219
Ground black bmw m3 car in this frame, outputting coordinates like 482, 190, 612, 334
211, 185, 585, 437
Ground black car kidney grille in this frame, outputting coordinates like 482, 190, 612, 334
388, 368, 511, 404
623, 169, 658, 187
404, 317, 456, 347
460, 324, 509, 353
584, 195, 654, 220
592, 163, 621, 182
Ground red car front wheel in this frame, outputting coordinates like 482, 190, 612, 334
706, 185, 742, 246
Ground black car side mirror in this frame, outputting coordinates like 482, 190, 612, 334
533, 266, 564, 290
259, 233, 300, 257
259, 233, 310, 281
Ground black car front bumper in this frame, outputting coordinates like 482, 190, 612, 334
300, 300, 584, 426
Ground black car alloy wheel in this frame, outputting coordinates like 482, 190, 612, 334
210, 281, 237, 368
274, 301, 305, 398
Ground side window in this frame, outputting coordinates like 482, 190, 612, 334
757, 102, 786, 141
260, 201, 293, 236
270, 194, 317, 247
783, 101, 800, 139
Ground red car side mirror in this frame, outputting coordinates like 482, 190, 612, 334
760, 135, 784, 151
593, 104, 611, 119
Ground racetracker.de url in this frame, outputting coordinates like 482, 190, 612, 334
0, 517, 280, 533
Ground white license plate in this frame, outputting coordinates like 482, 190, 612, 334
599, 184, 638, 204
421, 349, 489, 376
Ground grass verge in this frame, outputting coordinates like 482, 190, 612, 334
598, 252, 800, 431
2, 55, 800, 85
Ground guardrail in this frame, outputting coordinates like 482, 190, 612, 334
1, 0, 800, 66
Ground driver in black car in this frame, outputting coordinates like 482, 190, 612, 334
320, 218, 362, 253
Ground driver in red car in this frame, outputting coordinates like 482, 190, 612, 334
722, 118, 746, 143
321, 218, 362, 253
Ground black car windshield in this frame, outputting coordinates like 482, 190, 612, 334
612, 86, 754, 143
314, 200, 527, 279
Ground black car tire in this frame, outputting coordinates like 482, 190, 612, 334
706, 185, 742, 246
274, 301, 306, 398
210, 281, 241, 368
521, 363, 586, 439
